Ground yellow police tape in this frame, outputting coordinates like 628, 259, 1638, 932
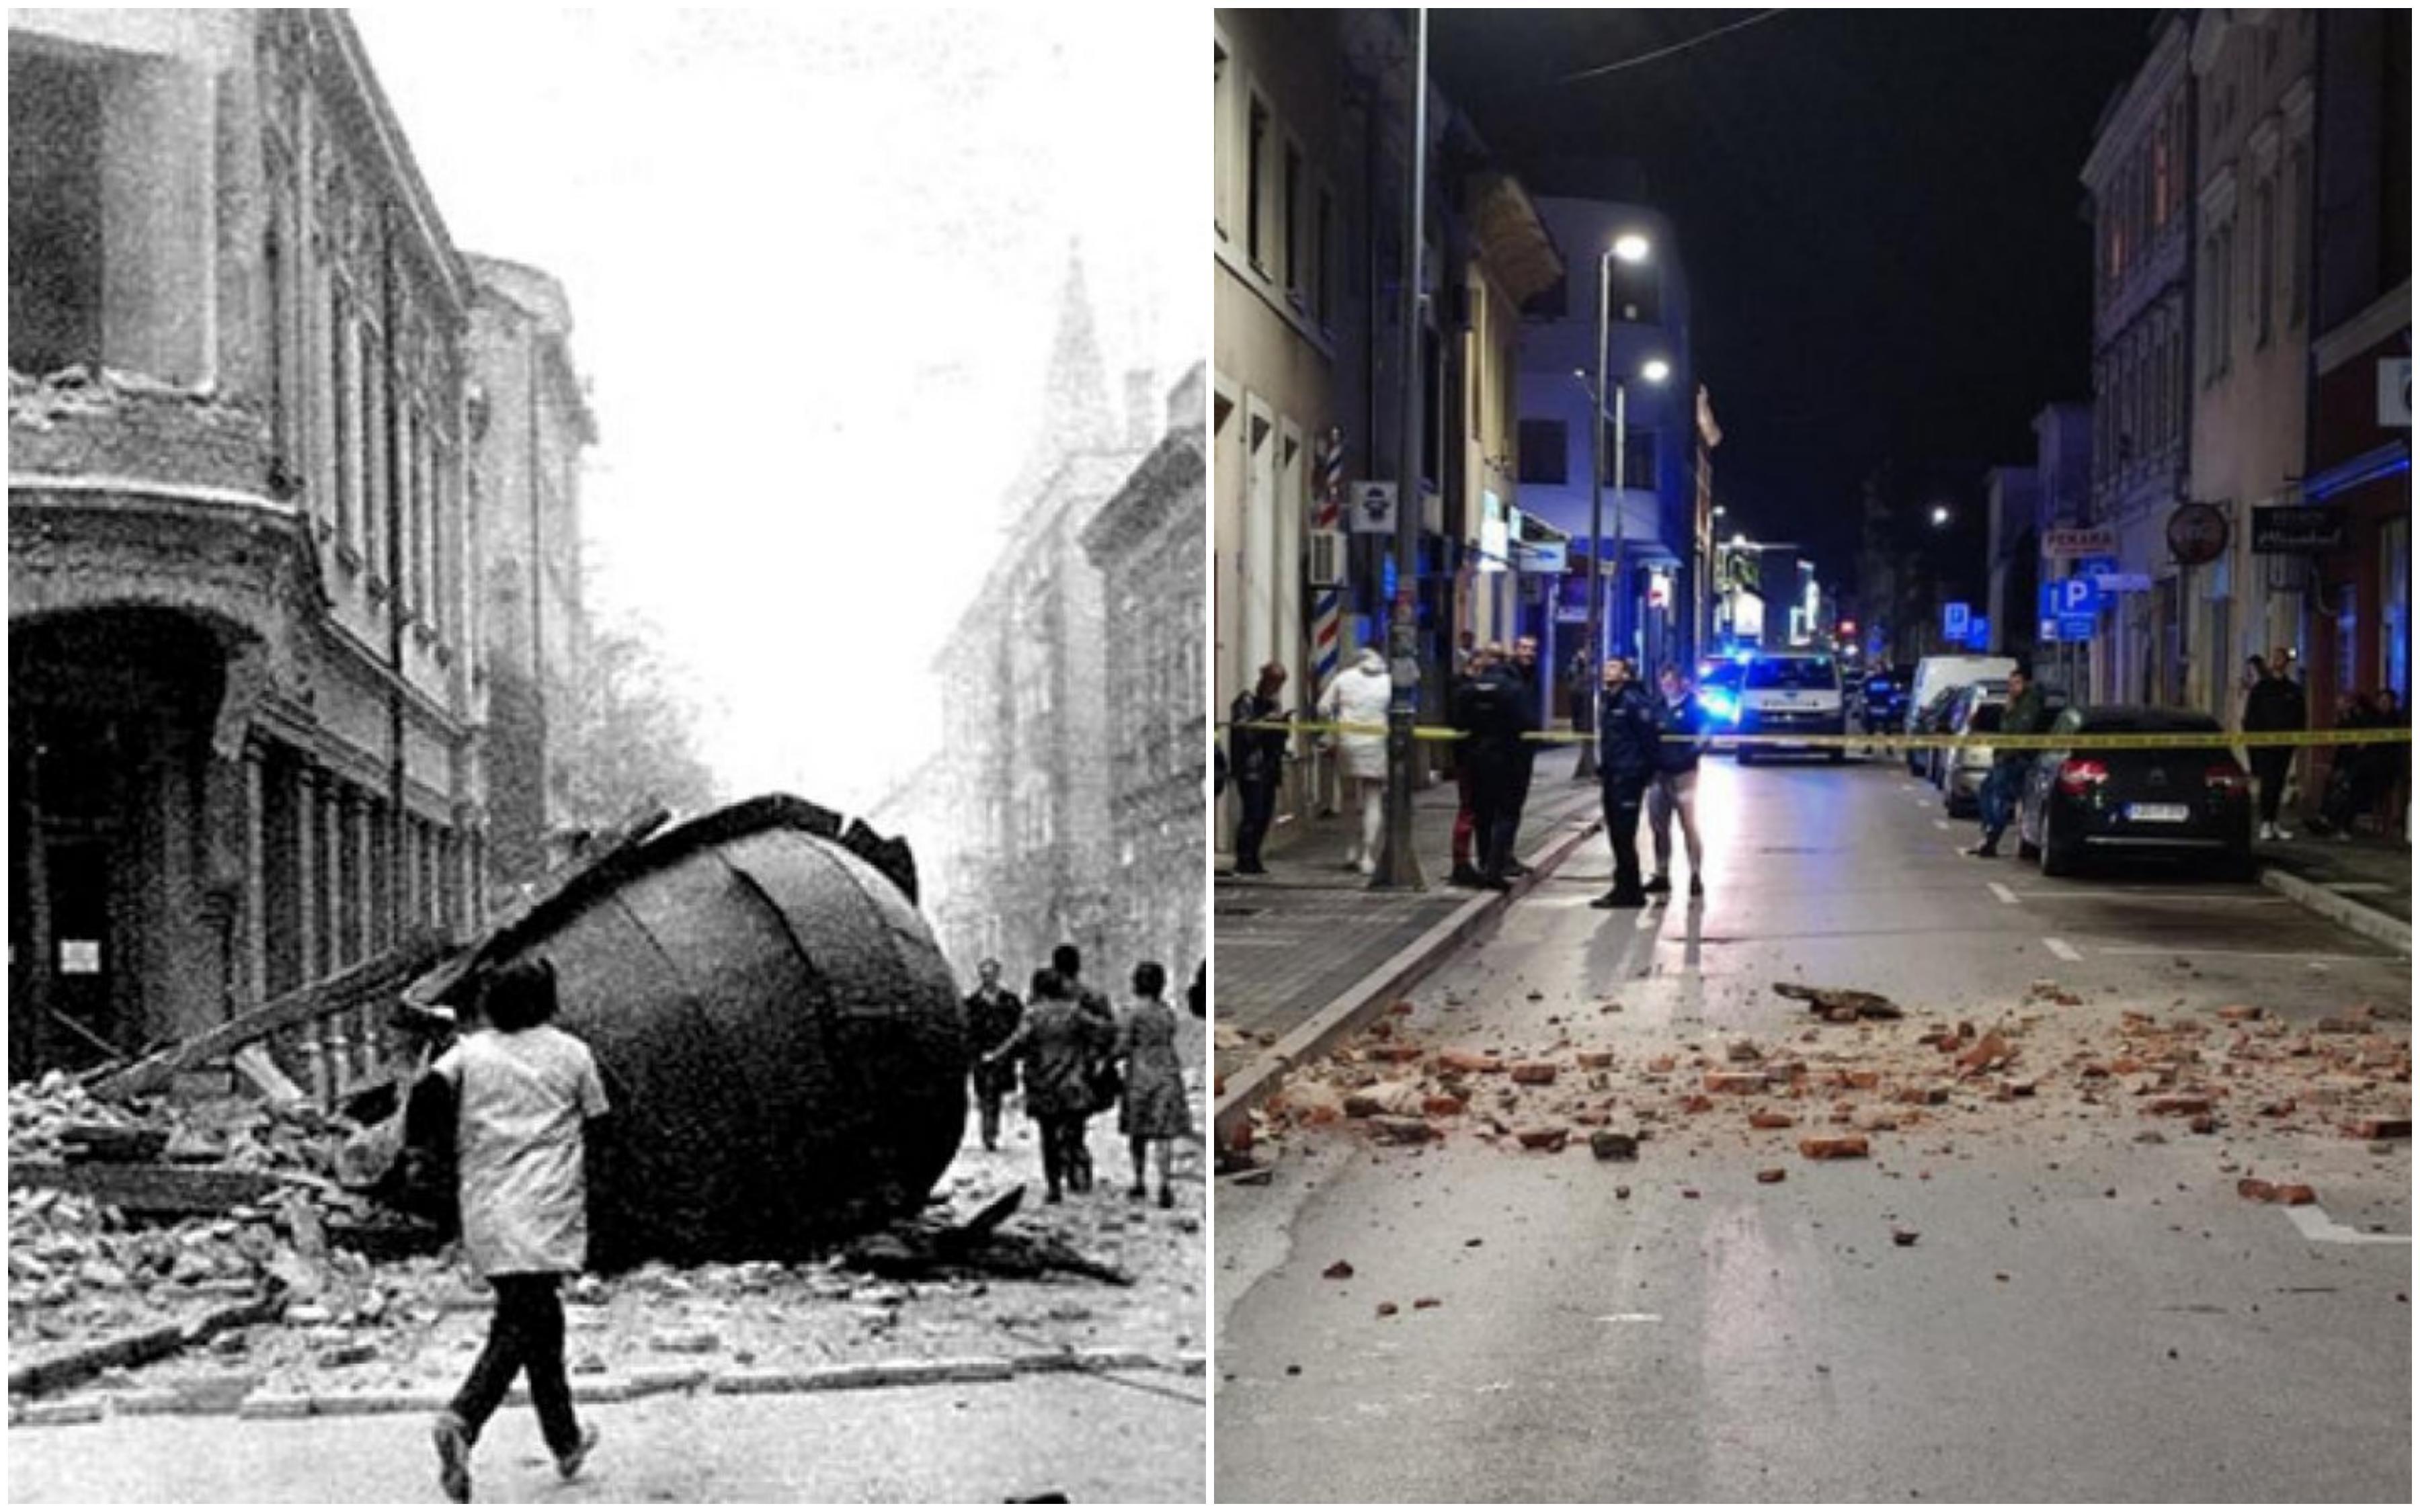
1238, 720, 2415, 752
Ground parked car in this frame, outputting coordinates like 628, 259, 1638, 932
1859, 664, 1914, 735
1735, 653, 1847, 765
1904, 655, 2017, 771
2013, 705, 2254, 879
1927, 681, 2006, 788
1940, 683, 2071, 814
1906, 685, 1963, 775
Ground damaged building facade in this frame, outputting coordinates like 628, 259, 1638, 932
7, 9, 584, 1080
893, 270, 1205, 989
465, 255, 594, 888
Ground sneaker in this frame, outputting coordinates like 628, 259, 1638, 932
2257, 823, 2276, 841
1357, 856, 1377, 876
1642, 874, 1672, 895
432, 1412, 473, 1504
2272, 827, 2294, 841
1689, 876, 1705, 898
557, 1423, 600, 1482
1591, 890, 1646, 909
1503, 859, 1531, 878
1962, 845, 1999, 859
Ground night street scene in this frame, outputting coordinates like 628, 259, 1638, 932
9, 9, 1201, 1504
1213, 9, 2411, 1503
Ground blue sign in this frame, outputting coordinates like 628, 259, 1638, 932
2039, 616, 2060, 643
1943, 601, 1972, 638
1964, 615, 1991, 650
2056, 577, 2101, 617
2056, 612, 2097, 642
2037, 584, 2057, 621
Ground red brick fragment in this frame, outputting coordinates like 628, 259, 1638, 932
1748, 1111, 1796, 1131
1703, 1071, 1766, 1095
1799, 1135, 1870, 1161
1422, 1095, 1466, 1118
1755, 1168, 1786, 1185
2216, 1005, 2263, 1022
2145, 1096, 2212, 1117
2273, 1184, 2317, 1206
1576, 1050, 1615, 1070
1436, 1048, 1504, 1075
2344, 1117, 2412, 1140
1515, 1126, 1569, 1152
1510, 1061, 1560, 1086
1322, 1260, 1355, 1280
1368, 1044, 1424, 1064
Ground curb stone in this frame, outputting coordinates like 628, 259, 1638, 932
20, 1396, 106, 1427
2259, 866, 2411, 954
1213, 811, 1604, 1144
235, 1392, 315, 1420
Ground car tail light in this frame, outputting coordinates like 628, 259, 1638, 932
2056, 758, 2109, 796
2205, 763, 2249, 795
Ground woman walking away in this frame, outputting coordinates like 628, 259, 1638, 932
1117, 962, 1193, 1208
985, 970, 1113, 1203
1646, 663, 1710, 898
430, 958, 609, 1504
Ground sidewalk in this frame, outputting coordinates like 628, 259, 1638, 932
1212, 748, 1602, 1105
2255, 829, 2411, 950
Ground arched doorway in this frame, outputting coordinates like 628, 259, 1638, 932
10, 607, 232, 1079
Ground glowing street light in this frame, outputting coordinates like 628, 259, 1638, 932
1930, 505, 1951, 526
1613, 232, 1651, 264
1640, 357, 1671, 384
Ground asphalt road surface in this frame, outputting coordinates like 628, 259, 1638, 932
1217, 753, 2412, 1503
6, 1374, 1204, 1503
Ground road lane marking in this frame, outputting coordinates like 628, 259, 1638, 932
1595, 1312, 1664, 1323
2284, 1205, 2413, 1246
2007, 890, 2286, 905
1988, 882, 2020, 905
2094, 946, 2400, 964
2042, 937, 2083, 962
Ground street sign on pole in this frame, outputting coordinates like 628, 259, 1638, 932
1942, 601, 1971, 640
2056, 577, 2101, 618
2043, 526, 2118, 558
1347, 480, 1398, 535
2056, 612, 2096, 642
1964, 615, 1991, 651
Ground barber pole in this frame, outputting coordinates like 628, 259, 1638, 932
1310, 426, 1345, 689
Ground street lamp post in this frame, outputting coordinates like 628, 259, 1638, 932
1373, 7, 1426, 890
1574, 235, 1654, 781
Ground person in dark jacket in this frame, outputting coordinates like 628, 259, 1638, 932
1228, 662, 1289, 874
983, 969, 1115, 1203
1592, 657, 1662, 909
1447, 644, 1501, 886
1644, 663, 1708, 898
963, 960, 1022, 1152
1967, 661, 2048, 857
1461, 648, 1528, 890
2243, 648, 2308, 839
1498, 636, 1545, 879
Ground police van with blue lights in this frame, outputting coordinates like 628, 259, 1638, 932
1722, 650, 1848, 765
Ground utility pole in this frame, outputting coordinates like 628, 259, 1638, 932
1373, 6, 1426, 890
1576, 251, 1608, 780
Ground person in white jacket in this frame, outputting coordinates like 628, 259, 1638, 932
1319, 647, 1394, 874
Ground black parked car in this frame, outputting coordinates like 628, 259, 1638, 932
2013, 706, 2255, 880
1860, 665, 1914, 735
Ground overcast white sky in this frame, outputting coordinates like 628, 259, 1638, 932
354, 9, 1197, 814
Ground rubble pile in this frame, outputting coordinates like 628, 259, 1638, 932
7, 1073, 405, 1363
1246, 986, 2412, 1165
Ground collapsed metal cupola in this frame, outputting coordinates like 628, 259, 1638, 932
405, 796, 964, 1269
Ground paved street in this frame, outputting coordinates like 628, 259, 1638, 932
1215, 747, 1600, 1083
1217, 752, 2412, 1503
5, 1374, 1204, 1504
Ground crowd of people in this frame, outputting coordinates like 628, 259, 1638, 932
963, 943, 1197, 1208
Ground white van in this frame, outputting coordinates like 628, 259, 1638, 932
1904, 655, 2017, 773
1734, 652, 1847, 765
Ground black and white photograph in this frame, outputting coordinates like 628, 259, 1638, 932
9, 7, 1202, 1503
1211, 8, 2409, 1503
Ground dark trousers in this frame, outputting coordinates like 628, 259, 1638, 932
1038, 1114, 1090, 1195
1602, 778, 1646, 896
975, 1088, 1004, 1150
1471, 758, 1516, 878
1235, 778, 1278, 868
1451, 763, 1478, 867
2251, 748, 2292, 825
1979, 762, 2021, 846
451, 1273, 579, 1458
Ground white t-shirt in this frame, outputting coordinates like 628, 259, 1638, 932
434, 1025, 609, 1277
